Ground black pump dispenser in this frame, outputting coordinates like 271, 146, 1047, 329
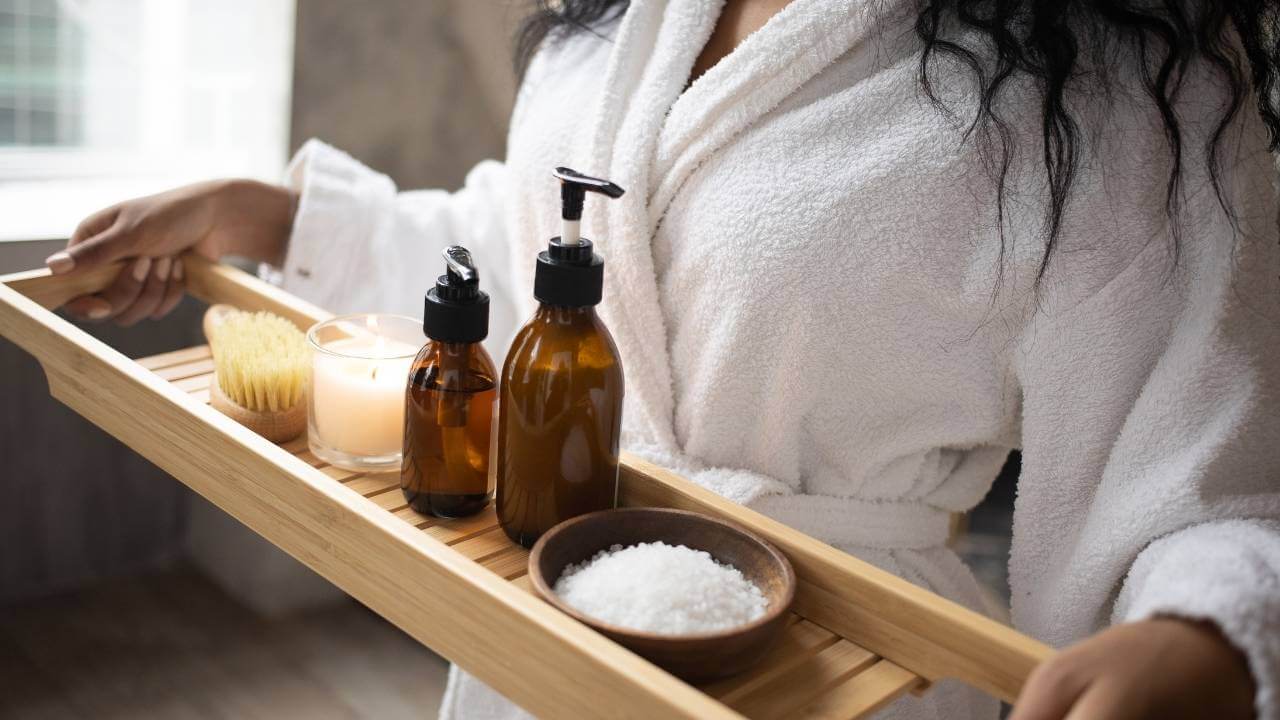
424, 245, 489, 343
533, 167, 625, 308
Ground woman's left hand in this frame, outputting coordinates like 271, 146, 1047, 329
1010, 617, 1256, 720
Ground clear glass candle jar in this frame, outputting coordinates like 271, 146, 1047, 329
306, 313, 419, 472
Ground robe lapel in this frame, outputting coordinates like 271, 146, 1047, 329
580, 0, 723, 451
650, 0, 895, 221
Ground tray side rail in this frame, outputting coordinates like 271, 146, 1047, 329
0, 258, 739, 720
0, 256, 331, 329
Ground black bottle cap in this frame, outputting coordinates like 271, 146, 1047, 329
424, 246, 489, 343
534, 237, 604, 307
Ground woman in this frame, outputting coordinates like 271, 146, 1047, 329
44, 0, 1279, 718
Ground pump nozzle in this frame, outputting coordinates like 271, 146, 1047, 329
553, 167, 625, 246
443, 245, 478, 285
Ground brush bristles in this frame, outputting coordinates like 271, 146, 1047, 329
211, 310, 308, 412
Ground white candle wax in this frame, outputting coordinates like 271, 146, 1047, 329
311, 336, 416, 458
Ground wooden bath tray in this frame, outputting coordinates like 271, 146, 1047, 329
0, 256, 1052, 719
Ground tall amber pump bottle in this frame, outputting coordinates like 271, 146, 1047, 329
497, 168, 626, 547
401, 245, 497, 518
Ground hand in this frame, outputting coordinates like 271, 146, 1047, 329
1011, 617, 1256, 720
46, 179, 297, 324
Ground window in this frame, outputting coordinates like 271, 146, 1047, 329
0, 0, 295, 240
0, 0, 83, 147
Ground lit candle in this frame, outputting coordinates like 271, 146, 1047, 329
307, 315, 418, 470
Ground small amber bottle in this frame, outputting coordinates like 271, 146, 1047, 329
497, 168, 626, 547
401, 246, 496, 518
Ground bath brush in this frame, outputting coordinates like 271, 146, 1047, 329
203, 304, 308, 442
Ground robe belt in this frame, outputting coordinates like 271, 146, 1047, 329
749, 494, 954, 550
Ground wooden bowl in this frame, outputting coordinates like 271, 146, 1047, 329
528, 507, 796, 683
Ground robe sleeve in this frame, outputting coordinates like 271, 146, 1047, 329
1115, 519, 1280, 716
276, 139, 519, 348
1008, 101, 1280, 719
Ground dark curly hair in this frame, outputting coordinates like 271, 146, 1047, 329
514, 1, 1280, 282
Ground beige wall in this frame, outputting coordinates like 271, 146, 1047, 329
290, 0, 521, 190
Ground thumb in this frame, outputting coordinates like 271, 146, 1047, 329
48, 224, 137, 274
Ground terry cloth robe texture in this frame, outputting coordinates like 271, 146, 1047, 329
277, 0, 1280, 717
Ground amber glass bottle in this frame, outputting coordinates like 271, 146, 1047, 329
497, 304, 623, 546
496, 167, 627, 547
401, 245, 495, 518
402, 341, 496, 517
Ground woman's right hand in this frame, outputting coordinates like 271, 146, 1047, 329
46, 179, 298, 325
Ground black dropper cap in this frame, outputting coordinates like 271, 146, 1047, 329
533, 167, 625, 308
424, 245, 489, 343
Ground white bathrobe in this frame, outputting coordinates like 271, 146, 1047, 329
277, 0, 1280, 717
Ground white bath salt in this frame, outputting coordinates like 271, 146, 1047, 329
553, 541, 768, 635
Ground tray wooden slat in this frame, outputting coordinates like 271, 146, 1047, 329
453, 526, 517, 561
700, 619, 840, 703
151, 356, 215, 381
135, 343, 212, 370
796, 660, 921, 719
343, 473, 399, 496
730, 640, 879, 719
1, 255, 1052, 720
172, 373, 213, 393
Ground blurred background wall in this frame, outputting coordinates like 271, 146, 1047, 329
291, 0, 516, 189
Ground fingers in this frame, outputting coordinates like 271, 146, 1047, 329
151, 257, 185, 319
1062, 680, 1142, 720
47, 205, 123, 275
63, 295, 113, 321
61, 257, 146, 322
80, 256, 149, 324
45, 250, 76, 275
115, 256, 170, 327
60, 222, 136, 273
60, 255, 186, 325
1009, 655, 1091, 720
